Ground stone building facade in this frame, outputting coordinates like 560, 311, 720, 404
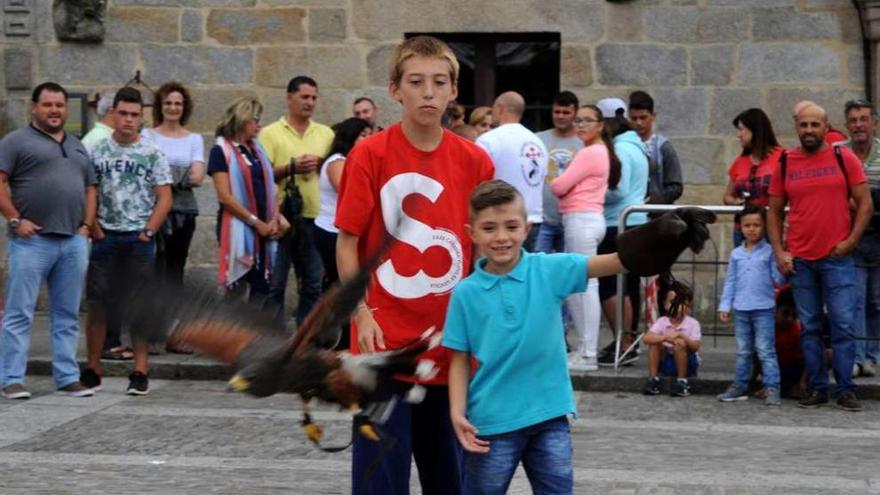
0, 0, 869, 315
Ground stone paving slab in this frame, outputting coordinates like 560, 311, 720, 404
1, 378, 879, 494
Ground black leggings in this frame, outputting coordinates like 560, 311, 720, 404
313, 225, 349, 350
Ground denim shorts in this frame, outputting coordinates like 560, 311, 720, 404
660, 351, 699, 378
463, 416, 573, 495
86, 230, 156, 303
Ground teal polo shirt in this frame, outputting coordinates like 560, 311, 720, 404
442, 250, 588, 436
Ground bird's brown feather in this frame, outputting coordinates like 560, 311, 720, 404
172, 321, 260, 364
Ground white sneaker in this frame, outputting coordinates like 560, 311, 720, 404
568, 354, 599, 373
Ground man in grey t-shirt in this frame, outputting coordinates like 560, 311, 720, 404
0, 82, 97, 399
536, 91, 583, 254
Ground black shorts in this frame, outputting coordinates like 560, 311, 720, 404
86, 231, 156, 304
597, 226, 642, 302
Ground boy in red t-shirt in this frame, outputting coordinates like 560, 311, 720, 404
335, 36, 494, 494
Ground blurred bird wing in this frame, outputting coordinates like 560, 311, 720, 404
171, 321, 264, 364
289, 238, 391, 355
119, 276, 290, 365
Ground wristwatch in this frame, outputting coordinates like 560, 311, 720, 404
8, 218, 20, 230
246, 214, 258, 227
142, 228, 155, 239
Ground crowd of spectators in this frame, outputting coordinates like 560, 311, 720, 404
1, 33, 879, 495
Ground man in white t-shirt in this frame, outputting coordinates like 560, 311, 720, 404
476, 91, 548, 250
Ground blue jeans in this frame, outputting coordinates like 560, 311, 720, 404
535, 222, 564, 253
269, 218, 323, 325
853, 243, 880, 366
524, 222, 541, 252
1, 234, 88, 388
352, 384, 462, 495
463, 416, 572, 495
732, 308, 780, 389
791, 256, 857, 396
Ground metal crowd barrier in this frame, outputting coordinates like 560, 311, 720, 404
608, 203, 880, 372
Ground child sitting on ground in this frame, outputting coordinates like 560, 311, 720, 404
717, 204, 784, 406
642, 281, 702, 397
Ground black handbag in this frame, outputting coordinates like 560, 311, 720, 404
280, 181, 304, 225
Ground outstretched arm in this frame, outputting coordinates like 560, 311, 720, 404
587, 253, 626, 279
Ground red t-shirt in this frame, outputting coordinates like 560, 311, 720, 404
825, 128, 847, 146
727, 147, 782, 209
335, 123, 495, 384
775, 320, 803, 368
768, 145, 866, 260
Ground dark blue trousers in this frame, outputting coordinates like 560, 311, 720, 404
352, 384, 462, 495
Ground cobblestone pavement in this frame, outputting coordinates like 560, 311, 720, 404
1, 378, 879, 494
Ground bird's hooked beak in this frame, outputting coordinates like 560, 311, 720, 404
227, 374, 250, 392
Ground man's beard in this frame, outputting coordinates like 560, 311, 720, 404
800, 134, 823, 153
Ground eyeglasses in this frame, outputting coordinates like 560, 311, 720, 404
251, 115, 262, 123
573, 117, 600, 126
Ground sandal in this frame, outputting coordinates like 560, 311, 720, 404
101, 346, 134, 361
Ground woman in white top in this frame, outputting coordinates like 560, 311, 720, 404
314, 117, 374, 348
314, 117, 374, 282
143, 82, 205, 353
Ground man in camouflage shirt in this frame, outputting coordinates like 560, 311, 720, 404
81, 88, 172, 396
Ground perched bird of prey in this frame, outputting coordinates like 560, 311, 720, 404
616, 207, 716, 276
120, 246, 439, 451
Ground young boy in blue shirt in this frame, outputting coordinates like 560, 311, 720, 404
442, 179, 628, 494
717, 204, 784, 405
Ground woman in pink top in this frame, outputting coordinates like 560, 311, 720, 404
551, 105, 621, 372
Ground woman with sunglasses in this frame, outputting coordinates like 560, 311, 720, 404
551, 104, 621, 372
723, 108, 782, 246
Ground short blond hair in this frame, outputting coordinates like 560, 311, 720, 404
389, 36, 459, 85
215, 96, 262, 139
469, 106, 492, 127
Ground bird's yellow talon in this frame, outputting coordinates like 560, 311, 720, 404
227, 374, 250, 392
303, 423, 323, 443
359, 424, 380, 442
